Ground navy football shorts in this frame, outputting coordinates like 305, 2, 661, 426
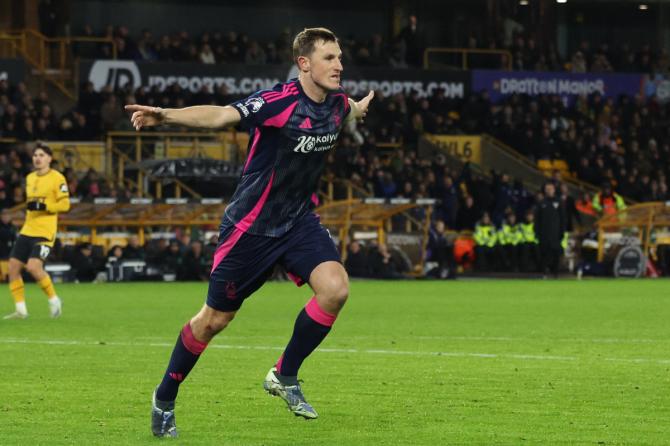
206, 213, 340, 312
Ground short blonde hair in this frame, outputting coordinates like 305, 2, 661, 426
292, 27, 338, 63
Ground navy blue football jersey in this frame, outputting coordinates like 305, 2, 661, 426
224, 79, 350, 237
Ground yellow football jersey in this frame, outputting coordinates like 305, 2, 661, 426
20, 169, 71, 246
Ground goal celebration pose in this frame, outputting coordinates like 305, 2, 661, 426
126, 27, 374, 437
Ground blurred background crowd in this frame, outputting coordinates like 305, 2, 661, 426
3, 0, 670, 281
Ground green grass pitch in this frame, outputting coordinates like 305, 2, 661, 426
1, 279, 669, 445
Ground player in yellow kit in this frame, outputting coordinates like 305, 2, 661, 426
4, 144, 70, 319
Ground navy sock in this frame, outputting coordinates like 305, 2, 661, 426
277, 297, 336, 379
156, 323, 208, 402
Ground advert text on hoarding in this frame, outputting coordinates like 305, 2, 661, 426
147, 76, 282, 95
497, 78, 606, 96
342, 80, 464, 98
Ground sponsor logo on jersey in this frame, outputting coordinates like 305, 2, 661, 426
293, 133, 339, 153
59, 183, 68, 193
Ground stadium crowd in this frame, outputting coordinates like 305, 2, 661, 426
58, 232, 214, 283
461, 91, 670, 202
3, 73, 670, 204
3, 9, 670, 279
1, 71, 664, 285
64, 19, 670, 75
71, 22, 421, 68
0, 70, 663, 280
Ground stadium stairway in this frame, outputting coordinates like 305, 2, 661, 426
420, 133, 599, 198
24, 69, 76, 116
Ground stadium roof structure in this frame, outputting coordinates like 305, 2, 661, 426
596, 201, 670, 261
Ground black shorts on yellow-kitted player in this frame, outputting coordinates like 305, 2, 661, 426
10, 234, 52, 263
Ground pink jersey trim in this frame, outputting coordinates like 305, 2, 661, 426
210, 227, 244, 272
262, 82, 298, 103
310, 193, 320, 206
261, 82, 298, 102
243, 128, 261, 173
180, 322, 208, 355
332, 92, 350, 112
263, 87, 298, 104
211, 170, 276, 271
261, 82, 296, 97
304, 296, 337, 327
287, 272, 305, 287
263, 101, 298, 128
235, 170, 276, 232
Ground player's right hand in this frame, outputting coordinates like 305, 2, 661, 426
125, 104, 165, 130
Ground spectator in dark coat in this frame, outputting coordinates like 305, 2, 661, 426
369, 243, 403, 279
535, 183, 566, 277
107, 245, 123, 264
344, 241, 369, 278
122, 235, 146, 260
397, 15, 425, 67
161, 240, 184, 276
71, 243, 101, 282
427, 220, 456, 279
0, 209, 17, 261
179, 241, 208, 281
559, 183, 581, 231
455, 195, 479, 231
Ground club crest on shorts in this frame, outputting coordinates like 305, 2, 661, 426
225, 281, 237, 300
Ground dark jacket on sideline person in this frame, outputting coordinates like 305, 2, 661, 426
534, 196, 566, 249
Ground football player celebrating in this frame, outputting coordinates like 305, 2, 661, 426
127, 27, 373, 437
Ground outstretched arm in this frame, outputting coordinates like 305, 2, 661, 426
125, 104, 242, 130
346, 90, 375, 124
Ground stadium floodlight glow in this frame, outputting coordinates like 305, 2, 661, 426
556, 0, 567, 3
639, 4, 649, 10
519, 0, 529, 5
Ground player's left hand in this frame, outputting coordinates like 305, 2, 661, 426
125, 104, 166, 130
354, 90, 374, 121
26, 201, 47, 211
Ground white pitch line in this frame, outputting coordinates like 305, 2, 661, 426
131, 334, 670, 345
2, 338, 670, 365
366, 335, 670, 345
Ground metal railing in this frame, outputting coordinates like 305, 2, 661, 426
105, 130, 246, 199
0, 29, 117, 99
319, 176, 428, 235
